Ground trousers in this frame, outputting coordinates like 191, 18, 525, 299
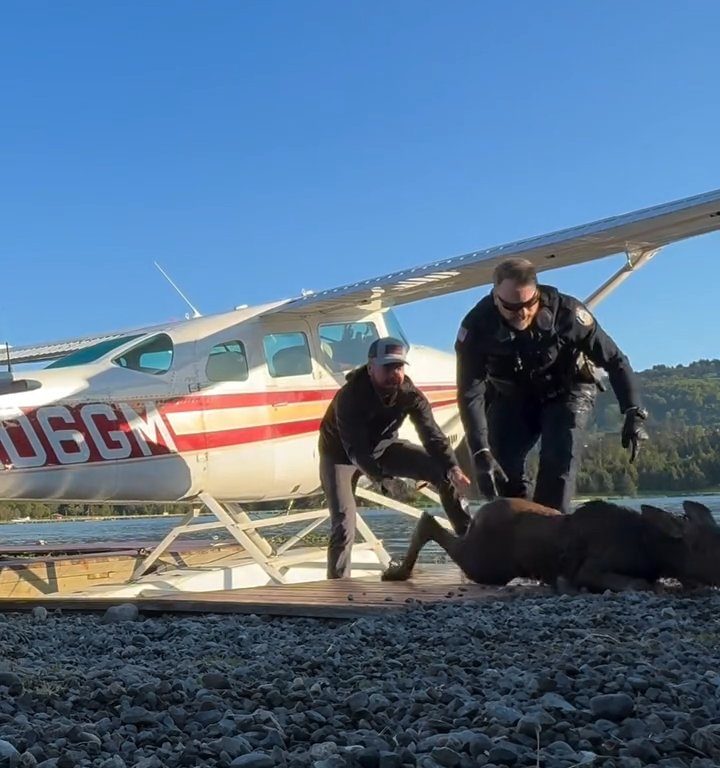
486, 388, 595, 514
320, 441, 471, 579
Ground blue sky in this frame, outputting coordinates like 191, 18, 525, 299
1, 1, 719, 372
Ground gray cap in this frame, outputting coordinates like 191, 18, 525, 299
367, 337, 409, 365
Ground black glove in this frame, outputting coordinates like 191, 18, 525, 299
474, 449, 508, 500
621, 407, 649, 463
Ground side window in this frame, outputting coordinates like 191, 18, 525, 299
318, 322, 379, 371
263, 332, 313, 378
205, 340, 249, 382
113, 334, 174, 375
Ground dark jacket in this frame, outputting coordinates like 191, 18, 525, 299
455, 285, 642, 456
318, 365, 458, 481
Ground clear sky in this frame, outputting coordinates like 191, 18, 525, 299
1, 1, 719, 372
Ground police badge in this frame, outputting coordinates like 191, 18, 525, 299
575, 306, 594, 327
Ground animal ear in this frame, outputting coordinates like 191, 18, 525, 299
683, 500, 718, 529
641, 504, 684, 539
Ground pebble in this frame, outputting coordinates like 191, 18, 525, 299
0, 591, 718, 767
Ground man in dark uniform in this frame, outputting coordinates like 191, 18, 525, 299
318, 336, 472, 579
456, 257, 648, 514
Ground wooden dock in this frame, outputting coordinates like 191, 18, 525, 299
0, 541, 245, 599
0, 564, 552, 619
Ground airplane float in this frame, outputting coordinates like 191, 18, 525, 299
1, 187, 720, 594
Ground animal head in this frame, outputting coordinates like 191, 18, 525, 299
641, 500, 720, 587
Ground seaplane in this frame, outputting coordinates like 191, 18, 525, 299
1, 187, 720, 598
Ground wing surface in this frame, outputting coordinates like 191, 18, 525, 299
267, 187, 720, 315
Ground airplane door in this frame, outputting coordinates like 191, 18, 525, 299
258, 319, 326, 498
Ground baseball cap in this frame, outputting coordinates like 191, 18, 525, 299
367, 337, 409, 366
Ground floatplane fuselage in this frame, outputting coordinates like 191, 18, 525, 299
0, 304, 460, 504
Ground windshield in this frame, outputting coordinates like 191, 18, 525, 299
46, 335, 143, 369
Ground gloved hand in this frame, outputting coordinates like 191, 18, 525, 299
622, 407, 649, 463
474, 449, 508, 500
380, 476, 414, 499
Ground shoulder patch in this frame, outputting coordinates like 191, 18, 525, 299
456, 325, 468, 343
575, 306, 594, 327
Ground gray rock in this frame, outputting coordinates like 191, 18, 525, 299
590, 693, 635, 722
0, 739, 20, 767
429, 747, 462, 767
30, 607, 48, 622
0, 672, 23, 696
346, 692, 369, 713
229, 753, 274, 768
119, 706, 157, 725
102, 604, 139, 623
540, 692, 576, 712
626, 738, 661, 762
485, 703, 522, 726
201, 672, 231, 690
691, 724, 720, 757
487, 742, 519, 765
314, 758, 345, 768
378, 752, 402, 768
309, 743, 338, 760
545, 741, 577, 758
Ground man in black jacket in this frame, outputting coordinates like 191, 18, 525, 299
318, 337, 472, 579
456, 257, 648, 514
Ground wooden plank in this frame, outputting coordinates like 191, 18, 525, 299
0, 564, 552, 619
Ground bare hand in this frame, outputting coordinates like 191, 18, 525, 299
448, 466, 472, 496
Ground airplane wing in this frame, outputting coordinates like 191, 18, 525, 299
269, 186, 720, 316
7, 187, 720, 363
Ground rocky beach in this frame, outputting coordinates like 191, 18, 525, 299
1, 590, 720, 768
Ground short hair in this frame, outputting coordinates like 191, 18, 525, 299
492, 257, 537, 287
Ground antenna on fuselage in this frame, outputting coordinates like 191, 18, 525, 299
1, 342, 13, 386
154, 261, 202, 319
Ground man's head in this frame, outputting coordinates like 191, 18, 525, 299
492, 257, 540, 330
367, 337, 408, 393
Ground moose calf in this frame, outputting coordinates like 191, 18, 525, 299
381, 497, 720, 593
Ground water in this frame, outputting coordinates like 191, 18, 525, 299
2, 494, 719, 563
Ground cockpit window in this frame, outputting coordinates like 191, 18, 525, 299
205, 340, 249, 382
113, 334, 174, 375
263, 332, 313, 377
46, 334, 144, 369
318, 322, 379, 371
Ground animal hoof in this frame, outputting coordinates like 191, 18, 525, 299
381, 565, 411, 582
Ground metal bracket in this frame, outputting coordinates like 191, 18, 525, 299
583, 247, 660, 310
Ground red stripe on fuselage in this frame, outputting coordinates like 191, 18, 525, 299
174, 419, 324, 452
158, 385, 456, 414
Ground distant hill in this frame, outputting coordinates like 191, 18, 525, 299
591, 358, 720, 432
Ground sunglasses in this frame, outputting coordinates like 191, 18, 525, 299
494, 290, 540, 313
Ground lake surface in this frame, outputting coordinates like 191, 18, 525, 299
2, 493, 719, 563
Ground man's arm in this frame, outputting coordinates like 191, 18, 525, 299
334, 389, 386, 482
455, 323, 490, 456
407, 390, 458, 475
569, 301, 641, 412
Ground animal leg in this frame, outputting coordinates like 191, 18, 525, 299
381, 510, 463, 581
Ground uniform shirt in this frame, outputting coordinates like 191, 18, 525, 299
318, 365, 458, 481
455, 285, 642, 456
